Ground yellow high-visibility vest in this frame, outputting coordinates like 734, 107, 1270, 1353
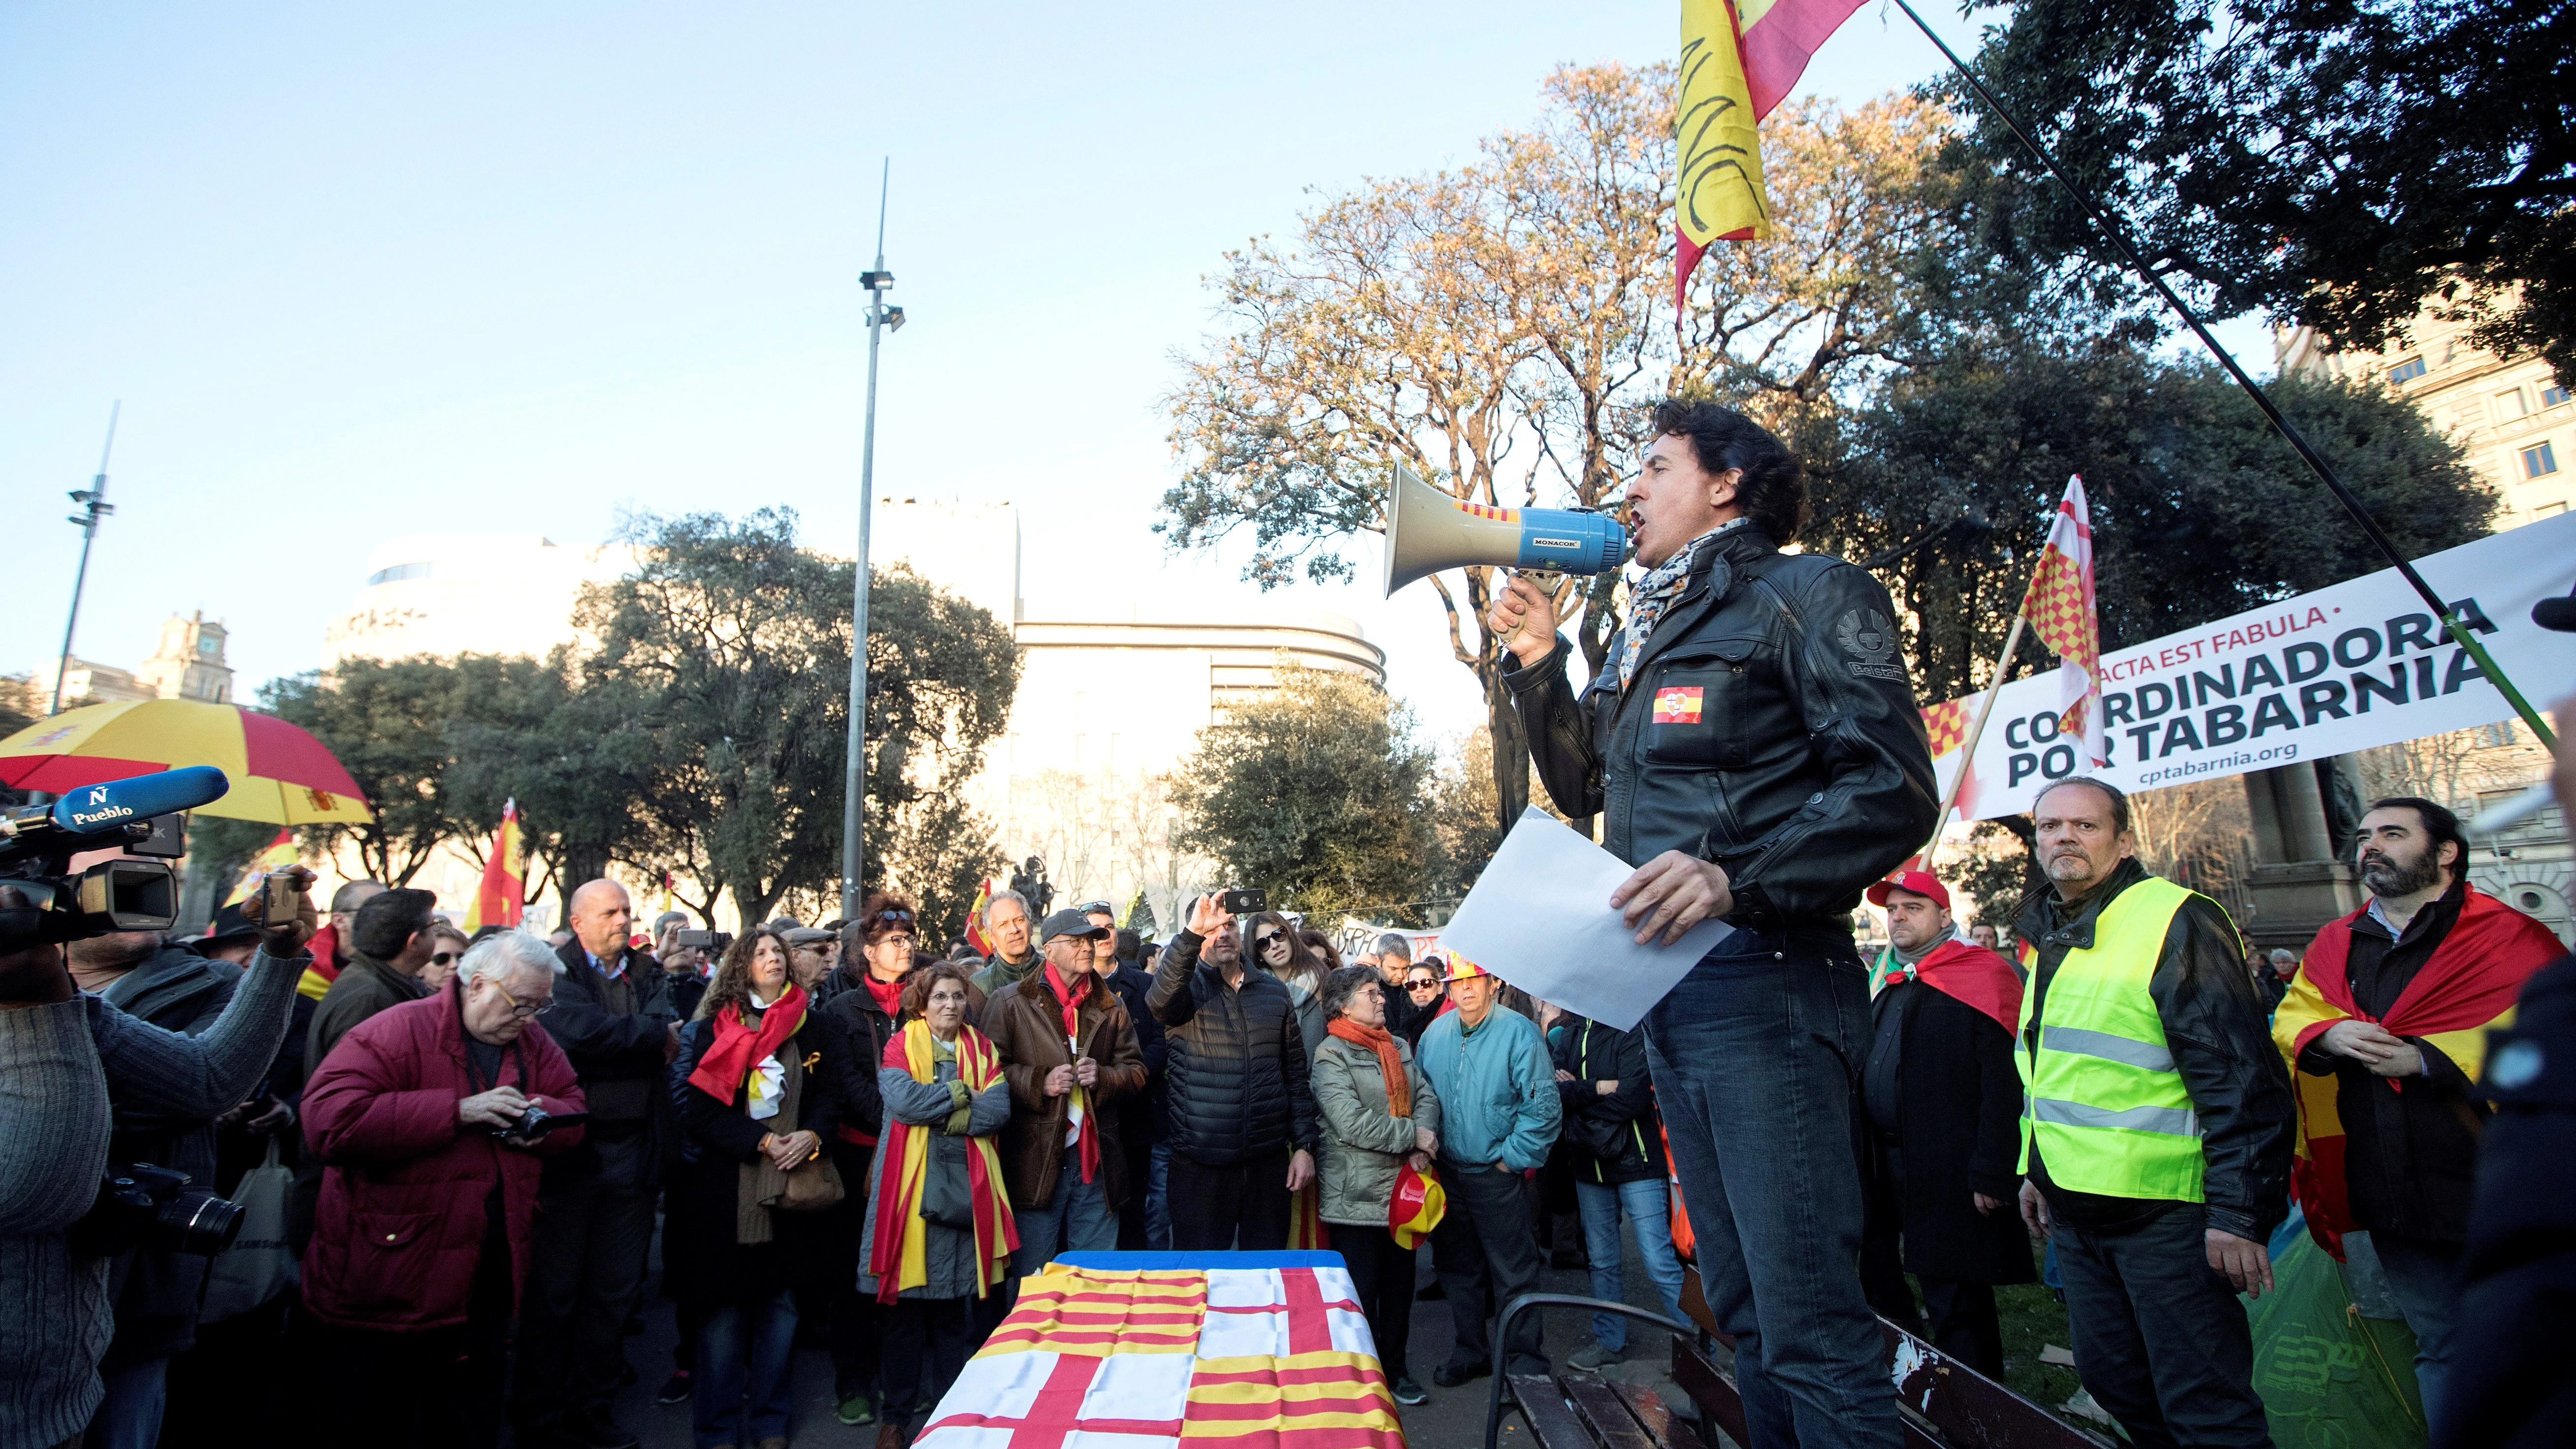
2015, 874, 2208, 1203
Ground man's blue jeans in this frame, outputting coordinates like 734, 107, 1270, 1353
1574, 1177, 1688, 1352
2370, 1231, 2460, 1428
1644, 924, 1898, 1449
695, 1289, 797, 1449
1147, 1141, 1174, 1251
1011, 1144, 1117, 1276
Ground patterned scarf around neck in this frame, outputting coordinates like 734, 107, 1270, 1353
1616, 520, 1743, 690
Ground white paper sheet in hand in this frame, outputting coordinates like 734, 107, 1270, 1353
1436, 808, 1732, 1032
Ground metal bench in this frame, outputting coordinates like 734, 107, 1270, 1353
1486, 1271, 2117, 1449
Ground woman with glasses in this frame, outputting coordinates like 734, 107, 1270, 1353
1247, 911, 1326, 1059
859, 964, 1017, 1448
1311, 964, 1442, 1407
421, 923, 471, 992
670, 929, 836, 1449
1399, 966, 1447, 1046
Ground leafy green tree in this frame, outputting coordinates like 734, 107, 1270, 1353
441, 648, 652, 909
1809, 341, 2499, 704
577, 510, 1019, 930
1955, 0, 2574, 381
1170, 665, 1438, 925
261, 656, 554, 885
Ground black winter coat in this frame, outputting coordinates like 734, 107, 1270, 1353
1549, 1017, 1663, 1186
1103, 961, 1169, 1147
665, 1012, 835, 1309
546, 939, 678, 1185
1864, 980, 2036, 1285
1503, 523, 1938, 928
1146, 930, 1317, 1166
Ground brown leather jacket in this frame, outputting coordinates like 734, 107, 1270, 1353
981, 967, 1147, 1211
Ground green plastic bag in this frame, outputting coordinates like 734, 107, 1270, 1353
2249, 1233, 2426, 1449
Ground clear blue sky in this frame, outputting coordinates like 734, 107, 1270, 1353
3, 2, 2248, 738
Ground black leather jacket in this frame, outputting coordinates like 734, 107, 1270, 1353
1503, 524, 1939, 928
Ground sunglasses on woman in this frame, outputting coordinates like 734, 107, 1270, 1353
1407, 978, 1440, 993
430, 951, 459, 967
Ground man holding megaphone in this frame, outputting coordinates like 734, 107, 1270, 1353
1489, 400, 1937, 1449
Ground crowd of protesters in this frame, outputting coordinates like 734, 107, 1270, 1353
16, 753, 2576, 1449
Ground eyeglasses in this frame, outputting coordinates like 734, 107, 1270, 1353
490, 980, 554, 1021
1406, 979, 1441, 993
1254, 933, 1284, 949
875, 908, 915, 924
430, 951, 459, 967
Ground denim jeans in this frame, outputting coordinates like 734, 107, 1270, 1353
1011, 1144, 1119, 1276
2053, 1203, 2270, 1449
2371, 1231, 2460, 1427
1146, 1141, 1173, 1251
695, 1289, 798, 1449
1574, 1177, 1687, 1351
1644, 924, 1898, 1449
87, 1356, 168, 1449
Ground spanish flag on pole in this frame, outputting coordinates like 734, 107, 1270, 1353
463, 799, 525, 933
1675, 0, 1867, 312
963, 876, 997, 957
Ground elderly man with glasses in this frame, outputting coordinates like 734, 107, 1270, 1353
298, 930, 587, 1443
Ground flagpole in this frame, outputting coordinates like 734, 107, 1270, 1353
1925, 610, 2028, 848
842, 159, 894, 923
1886, 0, 2556, 751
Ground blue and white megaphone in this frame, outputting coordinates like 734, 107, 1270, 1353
1381, 465, 1626, 597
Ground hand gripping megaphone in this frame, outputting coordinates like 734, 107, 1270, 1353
1380, 465, 1627, 597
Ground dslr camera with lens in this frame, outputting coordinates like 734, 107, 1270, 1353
67, 1162, 246, 1259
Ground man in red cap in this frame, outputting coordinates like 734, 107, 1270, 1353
1855, 870, 2032, 1377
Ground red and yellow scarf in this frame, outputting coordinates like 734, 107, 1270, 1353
2274, 887, 2560, 1257
868, 1019, 1017, 1302
686, 984, 809, 1106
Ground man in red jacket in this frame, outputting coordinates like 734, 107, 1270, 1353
299, 930, 586, 1446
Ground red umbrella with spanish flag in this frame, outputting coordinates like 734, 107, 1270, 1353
0, 697, 372, 825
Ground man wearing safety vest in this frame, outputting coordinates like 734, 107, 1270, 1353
2013, 778, 2293, 1449
2273, 795, 2560, 1428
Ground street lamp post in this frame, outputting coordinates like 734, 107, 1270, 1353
842, 162, 904, 922
50, 401, 123, 718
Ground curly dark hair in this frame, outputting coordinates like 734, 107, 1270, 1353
698, 928, 793, 1020
1648, 398, 1806, 544
840, 891, 920, 961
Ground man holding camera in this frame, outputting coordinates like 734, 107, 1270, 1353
300, 930, 586, 1443
1492, 401, 1939, 1449
0, 863, 314, 1449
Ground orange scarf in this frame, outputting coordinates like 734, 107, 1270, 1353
1328, 1016, 1409, 1117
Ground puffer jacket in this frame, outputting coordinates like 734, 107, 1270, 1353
1312, 1035, 1441, 1226
1146, 930, 1318, 1166
1503, 523, 1939, 929
1549, 1016, 1664, 1186
981, 969, 1145, 1210
299, 982, 586, 1331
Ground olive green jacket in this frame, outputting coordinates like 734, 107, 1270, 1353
1312, 1034, 1442, 1227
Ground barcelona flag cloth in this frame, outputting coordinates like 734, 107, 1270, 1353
914, 1252, 1404, 1449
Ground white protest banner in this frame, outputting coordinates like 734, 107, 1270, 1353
1923, 512, 2576, 822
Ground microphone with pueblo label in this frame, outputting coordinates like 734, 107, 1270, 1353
0, 765, 231, 948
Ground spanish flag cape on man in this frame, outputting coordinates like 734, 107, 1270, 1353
1881, 933, 2025, 1035
2273, 886, 2562, 1258
869, 1017, 1018, 1303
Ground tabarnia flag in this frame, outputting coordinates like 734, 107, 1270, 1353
2018, 476, 2105, 767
